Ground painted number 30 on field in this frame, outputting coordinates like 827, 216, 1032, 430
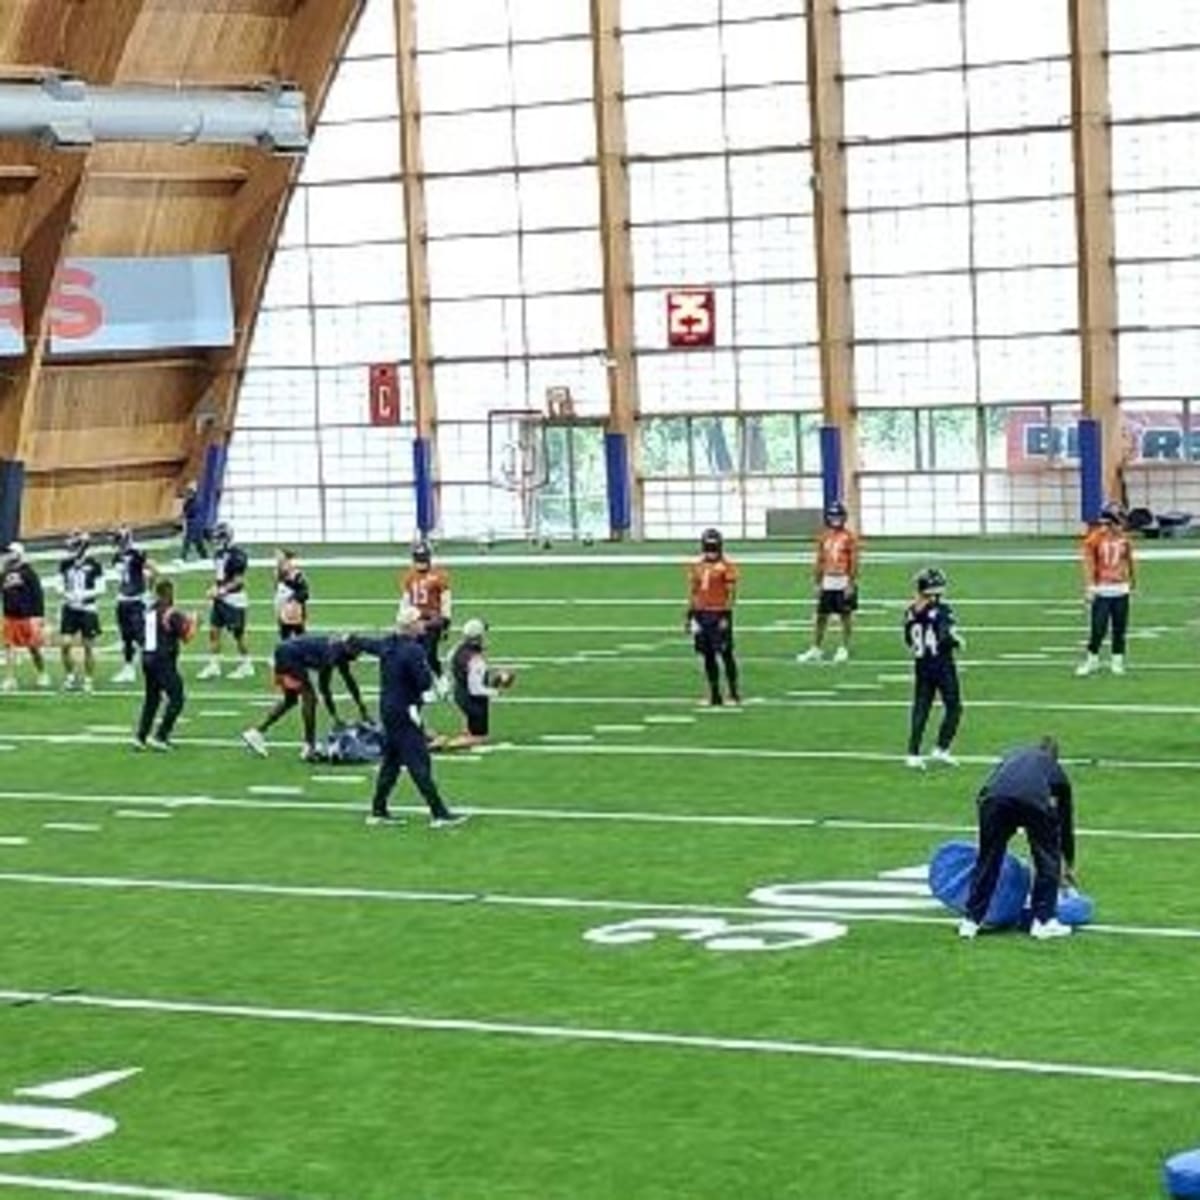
584, 917, 847, 954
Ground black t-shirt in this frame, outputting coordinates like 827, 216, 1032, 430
903, 600, 960, 670
144, 605, 191, 662
113, 548, 150, 601
215, 547, 249, 597
2, 563, 44, 619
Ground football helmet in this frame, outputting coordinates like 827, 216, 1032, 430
2, 541, 22, 568
113, 525, 133, 552
700, 528, 723, 558
212, 522, 233, 550
66, 529, 90, 558
916, 567, 948, 596
1098, 501, 1125, 526
825, 501, 848, 527
412, 540, 432, 568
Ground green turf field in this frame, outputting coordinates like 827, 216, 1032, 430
2, 539, 1200, 1200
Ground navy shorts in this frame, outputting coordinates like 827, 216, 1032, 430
693, 611, 733, 656
210, 599, 247, 638
818, 589, 858, 617
61, 609, 100, 640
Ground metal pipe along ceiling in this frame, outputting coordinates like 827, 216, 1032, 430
0, 77, 308, 152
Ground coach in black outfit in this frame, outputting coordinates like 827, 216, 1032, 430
350, 605, 464, 828
960, 736, 1077, 941
135, 579, 194, 751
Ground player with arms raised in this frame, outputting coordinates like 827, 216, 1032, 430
687, 528, 740, 707
59, 530, 106, 693
797, 501, 860, 664
1076, 502, 1135, 677
111, 526, 155, 685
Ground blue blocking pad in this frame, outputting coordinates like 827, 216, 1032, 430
927, 841, 1030, 929
1164, 1148, 1200, 1198
1056, 890, 1095, 926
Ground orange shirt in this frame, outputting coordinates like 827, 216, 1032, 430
689, 557, 739, 613
1082, 527, 1133, 591
816, 529, 858, 583
402, 567, 451, 618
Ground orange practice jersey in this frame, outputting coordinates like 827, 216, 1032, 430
402, 567, 450, 617
1082, 527, 1133, 589
689, 558, 739, 613
816, 529, 858, 581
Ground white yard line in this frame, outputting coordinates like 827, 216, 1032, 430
115, 810, 173, 821
247, 786, 305, 797
0, 1172, 283, 1200
0, 986, 1197, 1088
0, 869, 1196, 945
2, 788, 1200, 844
42, 822, 100, 834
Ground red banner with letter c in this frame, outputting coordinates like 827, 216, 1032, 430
368, 363, 401, 426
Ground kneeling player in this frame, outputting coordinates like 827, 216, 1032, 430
59, 531, 106, 693
432, 618, 514, 752
904, 567, 963, 769
797, 501, 859, 664
687, 528, 740, 706
241, 634, 368, 760
135, 579, 196, 750
2, 542, 49, 691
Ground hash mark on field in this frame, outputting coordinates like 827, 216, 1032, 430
787, 690, 836, 698
594, 724, 646, 734
196, 709, 239, 718
643, 715, 696, 725
43, 822, 100, 833
249, 786, 305, 797
115, 810, 173, 821
311, 774, 368, 785
4, 987, 1200, 1089
0, 837, 29, 847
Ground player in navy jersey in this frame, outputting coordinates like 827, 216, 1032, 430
903, 567, 964, 770
2, 542, 49, 692
58, 531, 106, 693
198, 523, 253, 680
134, 579, 196, 751
111, 526, 155, 685
241, 633, 369, 760
274, 549, 310, 640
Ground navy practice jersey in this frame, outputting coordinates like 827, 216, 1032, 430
113, 547, 151, 601
59, 557, 105, 612
215, 546, 249, 599
903, 599, 961, 669
144, 605, 192, 662
2, 562, 44, 619
277, 634, 351, 673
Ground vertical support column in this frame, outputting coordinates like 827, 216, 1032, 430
807, 0, 860, 523
1071, 0, 1120, 521
591, 0, 640, 540
394, 0, 439, 537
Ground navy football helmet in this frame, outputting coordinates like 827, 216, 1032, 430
65, 529, 89, 558
916, 567, 947, 596
1098, 501, 1125, 526
700, 528, 723, 558
825, 501, 848, 528
212, 522, 233, 550
412, 540, 432, 568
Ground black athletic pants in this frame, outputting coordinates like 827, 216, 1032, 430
694, 612, 739, 703
117, 601, 144, 663
1087, 594, 1130, 655
965, 793, 1061, 924
371, 720, 451, 819
908, 663, 962, 756
422, 624, 446, 677
138, 655, 185, 743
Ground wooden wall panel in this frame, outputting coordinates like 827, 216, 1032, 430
23, 464, 179, 532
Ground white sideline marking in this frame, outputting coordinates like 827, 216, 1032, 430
0, 869, 1196, 945
0, 837, 29, 847
248, 786, 304, 797
593, 724, 645, 734
16, 1067, 142, 1101
0, 1172, 279, 1200
115, 810, 172, 821
311, 774, 368, 785
3, 788, 1200, 844
42, 822, 99, 834
1, 987, 1198, 1089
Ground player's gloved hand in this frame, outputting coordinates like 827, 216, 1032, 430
407, 704, 423, 728
688, 619, 700, 636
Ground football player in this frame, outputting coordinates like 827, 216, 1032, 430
198, 523, 253, 680
431, 617, 515, 752
401, 541, 452, 688
134, 578, 196, 751
797, 501, 860, 665
59, 530, 105, 693
903, 567, 964, 769
111, 526, 155, 685
2, 542, 49, 692
687, 528, 740, 706
274, 549, 310, 640
1076, 501, 1135, 677
241, 634, 369, 760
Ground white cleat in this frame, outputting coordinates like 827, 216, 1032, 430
929, 746, 959, 767
197, 661, 222, 680
82, 677, 94, 694
1, 677, 16, 693
1110, 655, 1126, 676
112, 663, 137, 685
1074, 655, 1099, 678
905, 754, 926, 771
241, 728, 269, 758
957, 918, 979, 940
36, 673, 51, 689
1030, 917, 1073, 941
796, 647, 823, 664
832, 646, 850, 665
229, 659, 255, 681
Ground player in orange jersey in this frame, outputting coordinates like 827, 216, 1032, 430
401, 541, 452, 691
1076, 501, 1135, 677
797, 501, 860, 665
686, 528, 740, 706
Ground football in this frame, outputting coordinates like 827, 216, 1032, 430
493, 669, 517, 690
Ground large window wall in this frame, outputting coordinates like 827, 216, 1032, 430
622, 0, 823, 536
1110, 0, 1200, 515
842, 0, 1077, 534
